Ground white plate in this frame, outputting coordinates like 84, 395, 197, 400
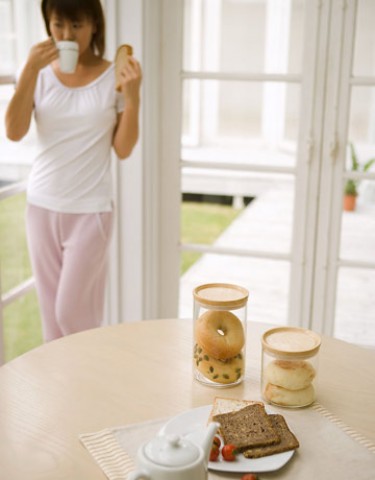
158, 405, 295, 473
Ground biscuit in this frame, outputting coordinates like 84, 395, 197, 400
115, 44, 133, 92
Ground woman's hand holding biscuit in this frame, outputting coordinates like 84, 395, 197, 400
117, 56, 142, 103
112, 50, 142, 158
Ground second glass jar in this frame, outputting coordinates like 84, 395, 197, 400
261, 327, 321, 407
193, 283, 249, 388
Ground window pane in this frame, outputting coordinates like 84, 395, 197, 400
180, 197, 243, 273
334, 267, 375, 348
0, 85, 36, 182
3, 290, 42, 362
181, 173, 295, 254
181, 79, 300, 164
352, 0, 375, 77
0, 0, 16, 75
183, 0, 305, 75
347, 87, 375, 159
340, 179, 375, 263
345, 85, 375, 210
0, 192, 31, 292
179, 253, 290, 324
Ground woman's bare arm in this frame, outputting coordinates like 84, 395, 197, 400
112, 57, 142, 159
5, 38, 58, 141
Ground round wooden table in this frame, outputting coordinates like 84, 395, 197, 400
0, 319, 374, 479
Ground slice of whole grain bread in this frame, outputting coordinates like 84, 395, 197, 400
207, 397, 263, 424
213, 403, 280, 450
242, 414, 299, 458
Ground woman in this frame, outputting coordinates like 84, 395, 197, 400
5, 0, 142, 341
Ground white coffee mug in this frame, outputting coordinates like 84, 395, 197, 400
57, 41, 79, 73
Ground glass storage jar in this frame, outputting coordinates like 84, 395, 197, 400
193, 283, 249, 387
261, 327, 321, 407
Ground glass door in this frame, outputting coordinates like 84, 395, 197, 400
176, 0, 315, 325
157, 0, 374, 346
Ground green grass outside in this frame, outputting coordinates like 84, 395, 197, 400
0, 193, 32, 291
0, 193, 43, 362
180, 201, 241, 273
1, 195, 241, 362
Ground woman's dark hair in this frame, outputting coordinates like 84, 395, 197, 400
41, 0, 106, 57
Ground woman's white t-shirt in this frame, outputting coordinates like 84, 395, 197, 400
28, 63, 124, 213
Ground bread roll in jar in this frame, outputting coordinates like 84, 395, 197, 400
264, 360, 316, 390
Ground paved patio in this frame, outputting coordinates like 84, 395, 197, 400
179, 185, 375, 349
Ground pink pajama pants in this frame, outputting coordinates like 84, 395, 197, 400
26, 204, 113, 342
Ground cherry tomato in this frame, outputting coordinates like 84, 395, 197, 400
241, 474, 258, 480
209, 444, 220, 462
221, 444, 237, 461
213, 435, 221, 448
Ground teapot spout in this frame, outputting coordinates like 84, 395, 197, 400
200, 422, 220, 465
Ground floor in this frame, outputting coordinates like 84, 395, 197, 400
179, 185, 375, 349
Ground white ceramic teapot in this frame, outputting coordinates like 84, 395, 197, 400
127, 421, 219, 480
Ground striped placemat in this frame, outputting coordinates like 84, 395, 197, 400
80, 404, 375, 480
80, 426, 137, 480
311, 402, 375, 454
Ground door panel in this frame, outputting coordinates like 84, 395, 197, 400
312, 0, 375, 341
182, 79, 301, 161
333, 18, 375, 342
177, 0, 312, 325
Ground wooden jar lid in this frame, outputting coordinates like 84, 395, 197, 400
262, 327, 321, 358
193, 283, 249, 310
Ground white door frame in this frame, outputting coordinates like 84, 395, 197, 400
158, 0, 184, 316
105, 0, 180, 322
104, 0, 146, 324
289, 0, 332, 329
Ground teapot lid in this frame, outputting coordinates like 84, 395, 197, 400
144, 434, 200, 467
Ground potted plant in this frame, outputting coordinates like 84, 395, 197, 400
343, 143, 375, 211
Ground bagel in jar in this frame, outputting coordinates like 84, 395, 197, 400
195, 310, 245, 360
